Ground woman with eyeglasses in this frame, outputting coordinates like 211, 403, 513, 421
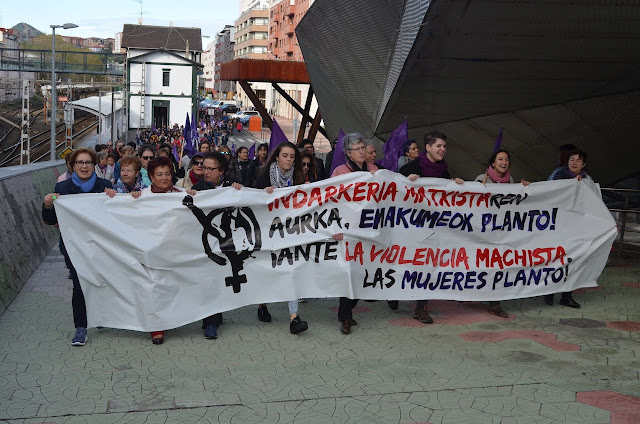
42, 148, 113, 347
246, 143, 268, 187
138, 145, 156, 187
175, 152, 205, 190
254, 142, 309, 335
185, 151, 244, 339
301, 151, 319, 183
330, 134, 380, 334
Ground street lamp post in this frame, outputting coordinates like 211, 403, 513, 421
50, 23, 78, 161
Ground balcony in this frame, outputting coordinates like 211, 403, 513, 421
272, 10, 281, 21
285, 1, 296, 17
285, 23, 294, 36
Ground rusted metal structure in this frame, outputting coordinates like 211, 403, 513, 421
220, 58, 327, 142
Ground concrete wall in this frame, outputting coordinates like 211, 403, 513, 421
0, 161, 66, 316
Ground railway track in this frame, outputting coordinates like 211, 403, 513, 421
0, 112, 96, 166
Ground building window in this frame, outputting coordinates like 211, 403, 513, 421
162, 69, 170, 87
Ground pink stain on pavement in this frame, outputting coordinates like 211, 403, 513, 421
577, 391, 640, 424
458, 330, 580, 352
606, 321, 640, 332
329, 306, 372, 314
621, 282, 640, 288
573, 286, 604, 294
389, 300, 515, 327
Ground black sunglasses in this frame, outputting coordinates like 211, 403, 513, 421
192, 160, 203, 166
141, 155, 154, 160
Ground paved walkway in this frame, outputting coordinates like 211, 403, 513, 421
0, 246, 639, 424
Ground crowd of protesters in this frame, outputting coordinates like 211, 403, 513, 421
43, 115, 592, 346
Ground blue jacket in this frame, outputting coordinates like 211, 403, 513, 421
42, 177, 113, 226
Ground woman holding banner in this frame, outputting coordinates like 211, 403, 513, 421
543, 148, 590, 309
397, 140, 419, 170
400, 131, 464, 324
254, 142, 309, 335
331, 133, 382, 334
42, 148, 113, 346
475, 149, 531, 317
137, 157, 184, 344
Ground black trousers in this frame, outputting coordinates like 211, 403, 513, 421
338, 297, 359, 322
60, 239, 87, 329
202, 313, 222, 327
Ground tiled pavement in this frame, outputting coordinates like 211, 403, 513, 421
0, 246, 639, 424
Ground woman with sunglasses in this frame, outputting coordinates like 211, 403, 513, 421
254, 142, 309, 335
186, 151, 244, 339
138, 145, 156, 187
217, 145, 241, 182
301, 151, 319, 183
175, 152, 205, 190
42, 148, 113, 347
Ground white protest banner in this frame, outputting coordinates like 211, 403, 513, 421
54, 171, 616, 332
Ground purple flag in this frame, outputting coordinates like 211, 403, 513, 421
151, 125, 158, 134
231, 142, 236, 156
268, 118, 288, 154
248, 143, 255, 160
377, 118, 408, 172
200, 120, 206, 129
492, 127, 503, 154
183, 113, 196, 158
172, 144, 179, 162
330, 129, 346, 175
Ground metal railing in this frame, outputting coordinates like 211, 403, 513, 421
601, 187, 640, 254
0, 48, 125, 76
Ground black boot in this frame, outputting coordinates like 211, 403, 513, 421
543, 294, 554, 306
559, 293, 580, 308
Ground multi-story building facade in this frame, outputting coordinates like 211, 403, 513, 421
268, 0, 318, 120
202, 41, 215, 95
114, 32, 123, 53
234, 1, 272, 109
0, 28, 35, 105
214, 26, 235, 99
121, 24, 203, 129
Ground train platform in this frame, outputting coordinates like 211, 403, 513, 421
0, 246, 638, 424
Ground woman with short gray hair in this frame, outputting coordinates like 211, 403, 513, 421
94, 151, 114, 182
331, 133, 379, 176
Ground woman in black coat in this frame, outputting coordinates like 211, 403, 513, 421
42, 148, 113, 347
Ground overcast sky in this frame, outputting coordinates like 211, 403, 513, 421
2, 0, 239, 44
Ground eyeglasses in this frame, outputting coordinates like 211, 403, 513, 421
220, 151, 230, 155
192, 160, 204, 166
302, 162, 311, 167
74, 160, 94, 167
203, 166, 223, 172
141, 155, 154, 160
348, 146, 366, 152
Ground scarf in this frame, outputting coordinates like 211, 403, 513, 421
418, 152, 449, 177
269, 162, 294, 188
486, 166, 512, 184
114, 175, 143, 193
188, 169, 201, 185
71, 172, 97, 192
346, 158, 368, 172
98, 163, 107, 172
150, 184, 182, 193
556, 166, 586, 180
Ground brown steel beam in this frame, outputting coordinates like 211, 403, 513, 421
307, 109, 322, 143
296, 86, 314, 145
272, 82, 327, 138
238, 80, 273, 130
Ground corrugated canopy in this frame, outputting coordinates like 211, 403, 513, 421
297, 0, 640, 184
